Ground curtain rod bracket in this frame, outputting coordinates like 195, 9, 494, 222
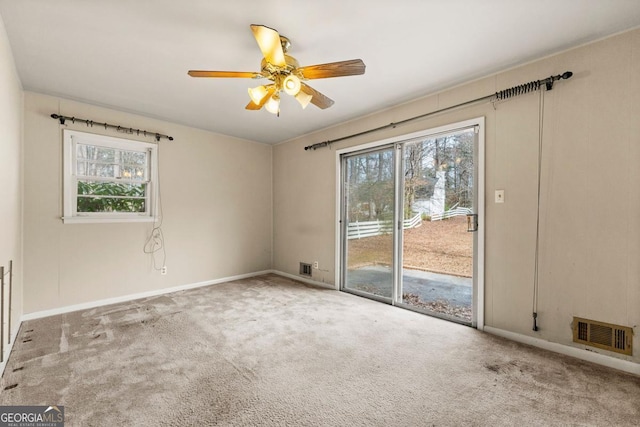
51, 114, 66, 125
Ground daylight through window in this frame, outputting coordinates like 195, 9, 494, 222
63, 130, 158, 223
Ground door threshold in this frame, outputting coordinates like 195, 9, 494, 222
395, 302, 473, 327
341, 287, 392, 305
340, 288, 473, 327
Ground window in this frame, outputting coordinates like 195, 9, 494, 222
63, 130, 158, 223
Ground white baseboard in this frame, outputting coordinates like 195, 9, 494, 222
484, 326, 639, 376
1, 323, 23, 378
19, 269, 328, 322
21, 270, 273, 321
271, 270, 337, 290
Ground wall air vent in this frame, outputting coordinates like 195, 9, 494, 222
299, 262, 312, 277
572, 317, 633, 356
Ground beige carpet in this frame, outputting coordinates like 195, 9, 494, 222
1, 274, 638, 426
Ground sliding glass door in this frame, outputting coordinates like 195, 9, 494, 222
340, 121, 483, 326
342, 146, 395, 302
399, 129, 475, 324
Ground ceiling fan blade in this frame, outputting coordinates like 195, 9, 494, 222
250, 24, 286, 67
301, 83, 335, 109
245, 86, 276, 110
188, 70, 262, 78
298, 59, 366, 80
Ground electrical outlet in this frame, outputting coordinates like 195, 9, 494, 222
495, 190, 505, 203
161, 266, 167, 275
313, 261, 319, 269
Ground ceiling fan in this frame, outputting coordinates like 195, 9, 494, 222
188, 24, 366, 116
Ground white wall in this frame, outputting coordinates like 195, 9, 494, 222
22, 92, 273, 313
0, 13, 23, 357
273, 29, 640, 364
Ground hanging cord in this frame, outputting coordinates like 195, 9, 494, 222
144, 218, 166, 270
532, 89, 546, 331
144, 146, 167, 270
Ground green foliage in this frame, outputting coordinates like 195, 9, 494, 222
77, 181, 146, 213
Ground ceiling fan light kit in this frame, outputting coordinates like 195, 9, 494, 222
188, 24, 366, 116
248, 85, 270, 105
265, 93, 281, 115
283, 75, 301, 96
295, 90, 313, 109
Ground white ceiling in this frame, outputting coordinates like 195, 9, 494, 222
1, 1, 639, 144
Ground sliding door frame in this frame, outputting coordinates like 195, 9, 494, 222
335, 117, 485, 330
339, 144, 397, 304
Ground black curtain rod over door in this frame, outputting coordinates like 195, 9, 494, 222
50, 114, 174, 142
303, 71, 573, 151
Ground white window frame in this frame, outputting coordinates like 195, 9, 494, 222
63, 129, 159, 224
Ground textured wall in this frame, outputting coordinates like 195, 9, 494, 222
0, 14, 23, 355
22, 92, 273, 313
273, 29, 640, 363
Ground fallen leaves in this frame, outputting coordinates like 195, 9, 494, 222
402, 293, 472, 321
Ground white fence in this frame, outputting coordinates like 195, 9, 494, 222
430, 206, 473, 221
347, 207, 474, 240
404, 212, 422, 228
347, 213, 422, 240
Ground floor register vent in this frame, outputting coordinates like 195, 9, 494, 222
299, 262, 312, 277
572, 317, 633, 356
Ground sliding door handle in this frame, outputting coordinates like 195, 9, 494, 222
466, 214, 478, 232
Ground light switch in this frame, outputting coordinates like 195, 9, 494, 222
495, 190, 505, 203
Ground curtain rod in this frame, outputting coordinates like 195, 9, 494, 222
304, 71, 573, 151
50, 114, 174, 142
